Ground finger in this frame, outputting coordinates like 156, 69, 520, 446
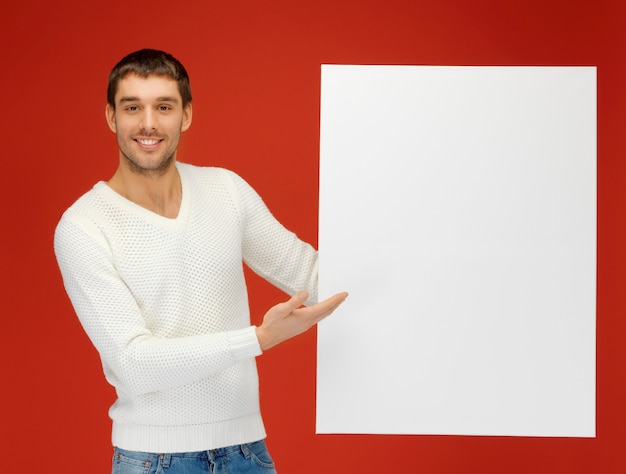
296, 292, 348, 322
297, 305, 339, 326
279, 290, 309, 313
318, 292, 349, 309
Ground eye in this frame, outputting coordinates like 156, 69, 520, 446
158, 105, 171, 112
126, 105, 139, 112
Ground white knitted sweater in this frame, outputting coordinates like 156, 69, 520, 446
54, 162, 318, 452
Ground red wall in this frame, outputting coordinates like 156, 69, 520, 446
2, 1, 624, 472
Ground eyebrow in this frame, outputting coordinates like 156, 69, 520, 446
118, 96, 180, 104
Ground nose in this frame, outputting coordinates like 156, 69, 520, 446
140, 108, 157, 132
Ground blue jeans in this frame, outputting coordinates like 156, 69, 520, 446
111, 440, 277, 473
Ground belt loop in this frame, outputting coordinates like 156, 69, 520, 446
160, 453, 171, 468
241, 443, 251, 459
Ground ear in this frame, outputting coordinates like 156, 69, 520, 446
105, 103, 117, 133
181, 102, 193, 132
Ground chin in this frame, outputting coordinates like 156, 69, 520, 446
123, 152, 175, 175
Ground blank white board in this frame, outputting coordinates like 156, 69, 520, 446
316, 65, 596, 437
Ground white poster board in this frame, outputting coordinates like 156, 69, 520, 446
316, 66, 596, 437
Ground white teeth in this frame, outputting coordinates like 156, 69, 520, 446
138, 139, 159, 145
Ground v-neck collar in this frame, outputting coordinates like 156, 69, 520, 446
95, 162, 191, 232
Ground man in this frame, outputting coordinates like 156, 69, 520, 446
54, 48, 347, 473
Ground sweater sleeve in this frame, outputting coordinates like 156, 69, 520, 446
54, 214, 261, 397
224, 171, 319, 305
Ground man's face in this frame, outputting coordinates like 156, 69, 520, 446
106, 73, 192, 174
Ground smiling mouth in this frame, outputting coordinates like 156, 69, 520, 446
136, 138, 161, 146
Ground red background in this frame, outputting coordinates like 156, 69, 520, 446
1, 0, 624, 472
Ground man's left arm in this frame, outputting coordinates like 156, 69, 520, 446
228, 170, 319, 305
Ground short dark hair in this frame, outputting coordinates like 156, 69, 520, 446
107, 49, 192, 108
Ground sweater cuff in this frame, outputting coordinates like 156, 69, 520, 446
228, 326, 263, 361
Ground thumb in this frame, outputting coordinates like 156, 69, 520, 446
284, 290, 308, 311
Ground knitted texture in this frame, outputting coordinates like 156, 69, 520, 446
54, 162, 318, 452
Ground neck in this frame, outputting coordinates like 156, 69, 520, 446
108, 160, 182, 219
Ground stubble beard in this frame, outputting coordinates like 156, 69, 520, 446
121, 148, 176, 177
118, 134, 179, 178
